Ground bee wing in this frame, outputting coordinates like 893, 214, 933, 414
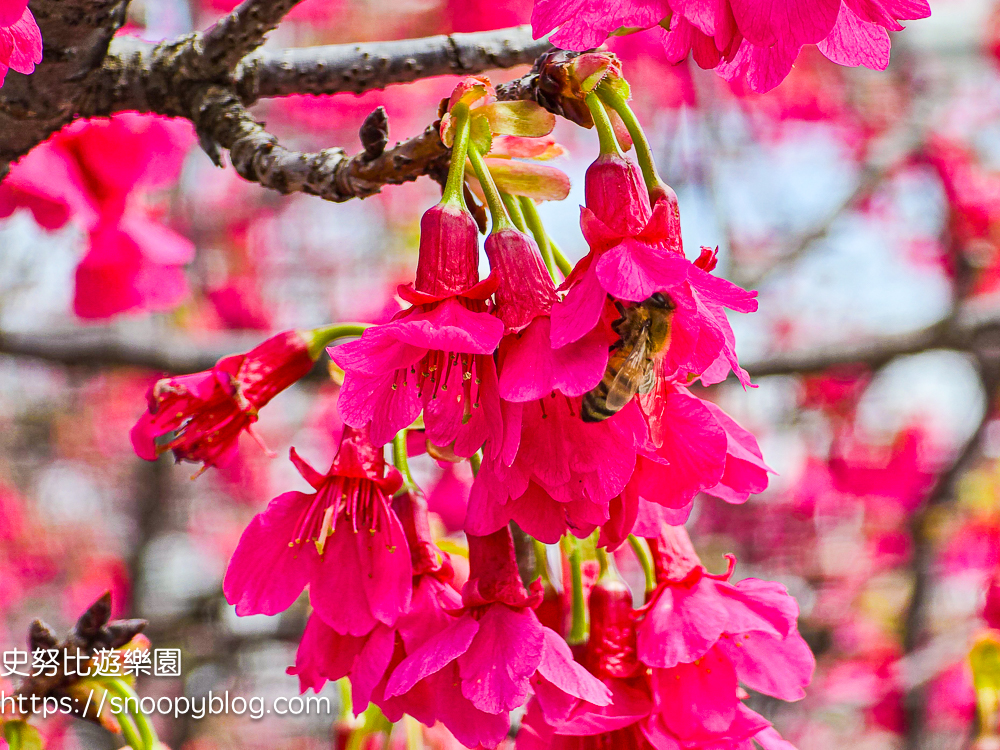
605, 327, 651, 412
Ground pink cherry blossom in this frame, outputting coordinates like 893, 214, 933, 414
634, 525, 814, 700
517, 565, 804, 750
0, 0, 41, 86
532, 0, 930, 93
332, 203, 503, 457
224, 425, 411, 635
467, 398, 647, 543
384, 528, 611, 748
131, 330, 316, 470
551, 153, 757, 389
288, 490, 457, 713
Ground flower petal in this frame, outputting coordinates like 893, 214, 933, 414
458, 604, 545, 713
223, 491, 314, 616
385, 613, 479, 698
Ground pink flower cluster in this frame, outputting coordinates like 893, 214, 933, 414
532, 0, 931, 93
127, 71, 812, 748
521, 524, 814, 749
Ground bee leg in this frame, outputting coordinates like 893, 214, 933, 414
608, 338, 623, 352
614, 300, 627, 317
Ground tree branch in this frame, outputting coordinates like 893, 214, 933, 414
200, 0, 306, 77
234, 26, 551, 103
5, 308, 1000, 376
4, 8, 552, 201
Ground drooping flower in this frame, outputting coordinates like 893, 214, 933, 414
332, 189, 503, 458
131, 330, 317, 471
610, 384, 771, 526
531, 0, 931, 93
517, 555, 805, 750
551, 203, 757, 389
468, 397, 648, 543
383, 528, 612, 748
287, 490, 455, 714
634, 524, 814, 694
0, 0, 41, 86
466, 137, 642, 542
224, 425, 411, 636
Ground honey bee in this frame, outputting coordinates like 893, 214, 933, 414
581, 293, 673, 423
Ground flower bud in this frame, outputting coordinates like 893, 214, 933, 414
484, 228, 558, 332
584, 577, 640, 679
585, 153, 651, 236
414, 203, 482, 297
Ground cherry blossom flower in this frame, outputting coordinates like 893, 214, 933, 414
634, 524, 814, 693
517, 559, 805, 750
0, 0, 41, 86
464, 220, 642, 542
287, 491, 454, 713
0, 113, 195, 318
531, 0, 931, 93
332, 201, 503, 457
383, 528, 612, 748
131, 330, 316, 470
551, 151, 757, 389
224, 425, 411, 636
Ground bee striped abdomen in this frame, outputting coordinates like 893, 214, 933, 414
581, 372, 620, 422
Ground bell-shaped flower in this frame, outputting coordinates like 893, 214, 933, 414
131, 330, 316, 471
467, 224, 642, 542
332, 201, 503, 457
223, 425, 411, 636
634, 524, 815, 698
383, 528, 612, 748
552, 189, 757, 389
617, 385, 772, 523
287, 490, 462, 716
517, 544, 806, 750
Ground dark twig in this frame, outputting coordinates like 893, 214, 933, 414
12, 593, 146, 723
199, 0, 306, 77
235, 25, 551, 103
191, 85, 454, 201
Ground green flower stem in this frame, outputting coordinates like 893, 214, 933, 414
115, 713, 144, 750
107, 680, 157, 750
405, 716, 423, 750
548, 238, 574, 277
442, 104, 473, 206
338, 678, 353, 721
596, 546, 609, 579
467, 142, 514, 233
3, 723, 22, 750
392, 430, 418, 496
519, 196, 559, 282
501, 192, 528, 233
628, 534, 656, 601
469, 451, 482, 477
563, 537, 588, 645
584, 92, 621, 157
306, 323, 370, 360
533, 539, 552, 584
346, 703, 392, 750
597, 81, 666, 196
